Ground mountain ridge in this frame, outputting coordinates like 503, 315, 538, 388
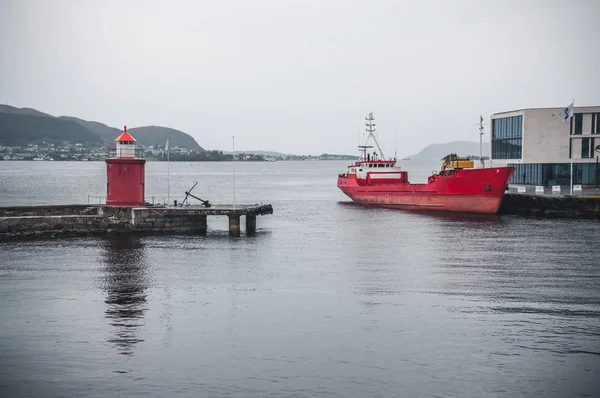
408, 141, 490, 160
0, 105, 202, 149
0, 112, 104, 146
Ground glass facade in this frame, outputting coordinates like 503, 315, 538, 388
573, 113, 583, 135
509, 162, 600, 187
582, 137, 591, 158
509, 163, 543, 185
593, 113, 600, 134
491, 115, 522, 159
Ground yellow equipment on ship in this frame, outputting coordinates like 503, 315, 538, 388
440, 153, 474, 171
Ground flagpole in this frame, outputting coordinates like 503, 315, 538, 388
232, 136, 236, 211
479, 115, 484, 168
167, 137, 170, 206
394, 126, 397, 161
570, 161, 573, 196
570, 99, 574, 196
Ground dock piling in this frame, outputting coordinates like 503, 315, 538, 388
246, 215, 256, 235
228, 215, 240, 236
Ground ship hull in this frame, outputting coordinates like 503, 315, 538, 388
337, 167, 514, 214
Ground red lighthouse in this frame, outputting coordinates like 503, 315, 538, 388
105, 126, 146, 206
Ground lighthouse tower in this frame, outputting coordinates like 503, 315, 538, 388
105, 126, 146, 206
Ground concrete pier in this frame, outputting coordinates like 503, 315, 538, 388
0, 203, 273, 241
499, 193, 600, 219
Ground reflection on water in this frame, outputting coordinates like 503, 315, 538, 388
99, 236, 150, 356
337, 200, 505, 224
405, 210, 504, 224
336, 202, 508, 298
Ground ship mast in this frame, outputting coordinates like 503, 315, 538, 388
479, 115, 484, 168
364, 113, 386, 160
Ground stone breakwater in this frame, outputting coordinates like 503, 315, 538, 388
0, 204, 273, 240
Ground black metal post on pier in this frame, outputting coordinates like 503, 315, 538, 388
596, 145, 600, 189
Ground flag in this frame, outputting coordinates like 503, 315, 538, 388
163, 137, 170, 158
560, 101, 574, 122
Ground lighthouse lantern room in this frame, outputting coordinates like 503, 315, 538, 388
105, 126, 146, 206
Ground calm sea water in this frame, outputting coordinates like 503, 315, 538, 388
1, 160, 599, 397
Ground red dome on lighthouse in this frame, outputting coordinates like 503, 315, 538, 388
114, 125, 136, 142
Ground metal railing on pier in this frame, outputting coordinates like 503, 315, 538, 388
507, 184, 600, 197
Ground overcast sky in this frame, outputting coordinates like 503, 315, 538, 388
1, 0, 598, 157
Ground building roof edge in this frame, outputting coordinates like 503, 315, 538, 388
492, 105, 600, 116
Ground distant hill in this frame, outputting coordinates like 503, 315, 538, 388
0, 104, 53, 117
58, 116, 121, 143
0, 113, 103, 146
409, 141, 490, 160
317, 153, 357, 160
225, 150, 356, 158
0, 105, 202, 149
57, 118, 200, 149
128, 126, 203, 150
225, 150, 289, 157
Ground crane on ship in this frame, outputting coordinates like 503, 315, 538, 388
440, 153, 474, 171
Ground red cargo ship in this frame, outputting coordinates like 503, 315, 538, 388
337, 114, 514, 214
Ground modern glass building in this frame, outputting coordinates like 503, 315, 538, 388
490, 106, 600, 186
